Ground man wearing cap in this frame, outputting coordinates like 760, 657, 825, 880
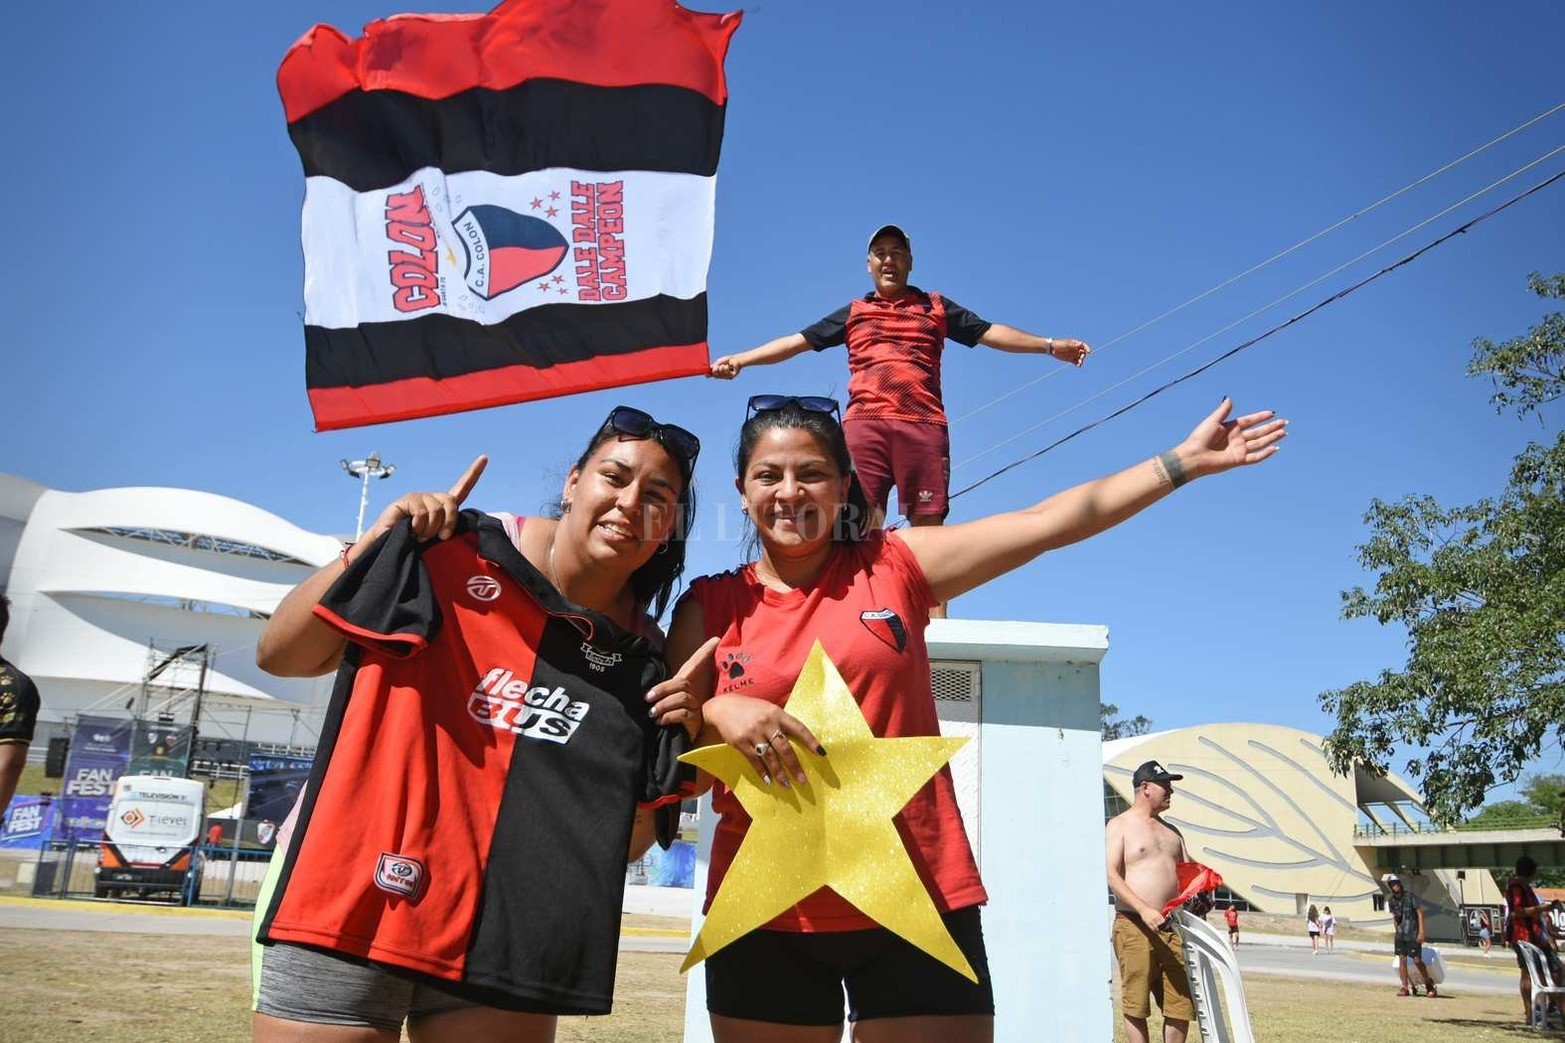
709, 224, 1089, 537
1385, 874, 1438, 998
1106, 760, 1193, 1043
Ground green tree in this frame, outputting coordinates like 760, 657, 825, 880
1101, 703, 1152, 742
1520, 772, 1565, 829
1321, 274, 1565, 825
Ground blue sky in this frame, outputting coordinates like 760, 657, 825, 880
4, 2, 1562, 792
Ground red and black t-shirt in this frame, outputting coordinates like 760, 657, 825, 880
801, 287, 991, 425
257, 511, 691, 1014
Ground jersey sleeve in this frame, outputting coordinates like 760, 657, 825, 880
312, 519, 441, 657
0, 670, 40, 745
880, 531, 938, 615
801, 304, 851, 350
941, 296, 993, 347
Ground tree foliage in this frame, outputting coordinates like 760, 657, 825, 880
1321, 275, 1565, 825
1101, 703, 1152, 742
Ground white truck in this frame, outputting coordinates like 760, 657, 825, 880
94, 775, 205, 901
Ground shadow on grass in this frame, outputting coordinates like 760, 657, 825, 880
1427, 1017, 1536, 1037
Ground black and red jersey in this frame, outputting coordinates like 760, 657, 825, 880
257, 511, 690, 1014
801, 288, 991, 425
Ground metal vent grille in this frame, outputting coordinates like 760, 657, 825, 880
931, 662, 979, 703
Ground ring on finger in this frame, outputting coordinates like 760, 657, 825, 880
754, 741, 771, 757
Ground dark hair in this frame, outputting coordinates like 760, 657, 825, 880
558, 421, 695, 619
1517, 855, 1538, 877
735, 402, 870, 552
0, 593, 8, 642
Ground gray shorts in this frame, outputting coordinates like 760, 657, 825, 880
255, 940, 476, 1030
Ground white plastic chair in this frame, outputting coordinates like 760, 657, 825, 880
1515, 940, 1565, 1031
1174, 910, 1256, 1043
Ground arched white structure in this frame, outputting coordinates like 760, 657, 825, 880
0, 473, 342, 744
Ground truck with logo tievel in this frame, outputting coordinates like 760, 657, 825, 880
95, 775, 206, 900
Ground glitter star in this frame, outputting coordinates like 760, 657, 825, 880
679, 642, 974, 981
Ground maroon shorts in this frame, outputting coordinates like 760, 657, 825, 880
843, 417, 950, 519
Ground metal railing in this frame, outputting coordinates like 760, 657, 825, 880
26, 841, 273, 908
1354, 814, 1560, 839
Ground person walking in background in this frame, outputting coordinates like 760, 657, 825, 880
1387, 875, 1437, 998
1478, 908, 1493, 957
1224, 905, 1240, 948
1307, 904, 1321, 955
0, 594, 41, 815
1322, 905, 1337, 954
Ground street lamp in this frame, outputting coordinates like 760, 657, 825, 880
341, 452, 396, 540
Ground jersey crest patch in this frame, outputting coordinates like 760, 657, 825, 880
375, 852, 426, 899
860, 608, 907, 653
466, 575, 502, 602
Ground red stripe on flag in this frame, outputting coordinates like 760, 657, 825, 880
308, 343, 710, 430
280, 0, 742, 123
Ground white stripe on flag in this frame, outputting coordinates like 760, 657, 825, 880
301, 168, 716, 329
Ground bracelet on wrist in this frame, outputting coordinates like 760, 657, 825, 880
1155, 450, 1191, 490
340, 542, 355, 568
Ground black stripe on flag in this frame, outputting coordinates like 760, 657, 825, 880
305, 294, 709, 388
290, 79, 726, 193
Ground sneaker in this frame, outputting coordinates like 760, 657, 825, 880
1425, 985, 1438, 998
1397, 988, 1411, 997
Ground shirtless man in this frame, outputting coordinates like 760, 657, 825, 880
1107, 760, 1193, 1043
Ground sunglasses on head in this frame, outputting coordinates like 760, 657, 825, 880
603, 406, 700, 472
745, 395, 842, 421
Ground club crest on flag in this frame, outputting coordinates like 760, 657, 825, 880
451, 205, 569, 300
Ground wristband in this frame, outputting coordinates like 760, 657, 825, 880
340, 542, 355, 568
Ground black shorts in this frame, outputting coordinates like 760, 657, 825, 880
1394, 936, 1422, 958
705, 906, 994, 1025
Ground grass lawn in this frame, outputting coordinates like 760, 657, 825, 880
0, 926, 1537, 1042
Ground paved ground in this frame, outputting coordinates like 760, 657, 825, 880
1233, 940, 1518, 997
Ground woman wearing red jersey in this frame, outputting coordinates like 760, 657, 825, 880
253, 407, 713, 1043
668, 394, 1286, 1041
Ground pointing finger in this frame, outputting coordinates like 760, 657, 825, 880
673, 636, 721, 683
448, 455, 489, 503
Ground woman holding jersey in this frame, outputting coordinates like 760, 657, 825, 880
252, 406, 712, 1042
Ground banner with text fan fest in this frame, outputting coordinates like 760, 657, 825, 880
278, 0, 742, 430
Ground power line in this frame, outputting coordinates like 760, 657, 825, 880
952, 143, 1565, 472
946, 167, 1565, 504
950, 100, 1565, 425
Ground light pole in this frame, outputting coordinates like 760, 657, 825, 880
341, 452, 396, 540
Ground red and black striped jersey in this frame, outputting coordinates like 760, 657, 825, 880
802, 288, 991, 425
257, 511, 690, 1014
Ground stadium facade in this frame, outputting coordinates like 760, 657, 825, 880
0, 473, 340, 746
1104, 724, 1504, 938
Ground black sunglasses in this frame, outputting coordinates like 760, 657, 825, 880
745, 395, 842, 421
603, 406, 700, 472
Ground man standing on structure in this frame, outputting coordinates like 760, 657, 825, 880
1107, 760, 1193, 1043
0, 594, 41, 814
1386, 874, 1438, 998
709, 224, 1090, 541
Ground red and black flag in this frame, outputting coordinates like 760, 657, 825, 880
278, 0, 741, 431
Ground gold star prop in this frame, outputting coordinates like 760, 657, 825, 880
679, 641, 976, 981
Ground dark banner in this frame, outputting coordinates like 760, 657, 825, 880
129, 721, 194, 776
246, 753, 314, 826
59, 715, 133, 840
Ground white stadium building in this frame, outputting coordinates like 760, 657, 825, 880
0, 472, 341, 747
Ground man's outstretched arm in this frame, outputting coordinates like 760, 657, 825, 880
709, 333, 814, 379
978, 323, 1090, 365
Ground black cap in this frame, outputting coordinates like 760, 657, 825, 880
867, 224, 911, 251
1132, 760, 1183, 788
